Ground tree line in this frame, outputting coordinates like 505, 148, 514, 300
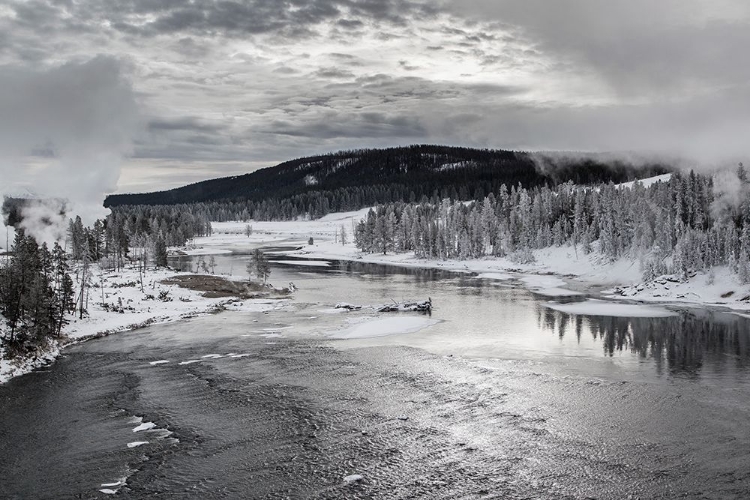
353, 168, 750, 282
105, 145, 670, 222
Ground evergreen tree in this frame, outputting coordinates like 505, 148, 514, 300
154, 237, 168, 268
247, 249, 271, 284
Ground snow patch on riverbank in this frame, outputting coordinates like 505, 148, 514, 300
520, 275, 583, 297
0, 340, 60, 385
607, 266, 750, 309
1, 263, 284, 384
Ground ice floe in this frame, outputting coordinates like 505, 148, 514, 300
132, 422, 156, 432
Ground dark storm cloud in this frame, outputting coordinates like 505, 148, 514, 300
263, 111, 426, 139
336, 18, 364, 29
25, 0, 438, 38
314, 67, 356, 79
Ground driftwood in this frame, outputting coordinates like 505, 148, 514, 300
335, 302, 362, 311
377, 298, 432, 313
335, 298, 433, 313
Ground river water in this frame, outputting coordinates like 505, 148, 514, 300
1, 253, 749, 499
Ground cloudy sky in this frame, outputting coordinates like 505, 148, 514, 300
1, 0, 749, 198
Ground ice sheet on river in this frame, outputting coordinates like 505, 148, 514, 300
520, 275, 582, 297
544, 299, 677, 317
330, 316, 440, 339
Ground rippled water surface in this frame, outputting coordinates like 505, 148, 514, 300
1, 255, 749, 499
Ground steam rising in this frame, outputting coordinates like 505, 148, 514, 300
711, 167, 750, 223
0, 56, 139, 247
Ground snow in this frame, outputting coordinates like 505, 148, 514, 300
544, 299, 677, 318
99, 489, 118, 495
607, 266, 750, 309
177, 248, 233, 256
519, 275, 583, 297
615, 173, 672, 189
178, 360, 201, 365
330, 316, 439, 339
148, 360, 169, 365
270, 260, 331, 267
127, 441, 148, 448
201, 354, 223, 359
1, 261, 283, 384
100, 481, 125, 488
437, 161, 474, 171
0, 342, 60, 386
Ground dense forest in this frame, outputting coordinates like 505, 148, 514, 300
104, 145, 671, 221
0, 233, 74, 356
353, 168, 750, 282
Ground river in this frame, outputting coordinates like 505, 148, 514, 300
1, 254, 749, 499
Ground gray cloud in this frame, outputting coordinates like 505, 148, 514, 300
454, 0, 750, 94
16, 0, 437, 37
313, 67, 356, 79
1, 0, 749, 194
263, 111, 426, 139
147, 117, 226, 134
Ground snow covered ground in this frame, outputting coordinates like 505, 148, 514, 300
0, 264, 283, 384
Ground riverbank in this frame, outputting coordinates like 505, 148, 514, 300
0, 264, 287, 383
183, 210, 750, 313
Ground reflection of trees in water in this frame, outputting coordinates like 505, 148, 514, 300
331, 260, 459, 283
538, 307, 750, 376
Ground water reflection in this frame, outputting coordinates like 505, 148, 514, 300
539, 307, 750, 376
171, 252, 750, 380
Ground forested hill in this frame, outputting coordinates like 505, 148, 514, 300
104, 145, 671, 210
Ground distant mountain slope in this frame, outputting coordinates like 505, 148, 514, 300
105, 145, 671, 208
